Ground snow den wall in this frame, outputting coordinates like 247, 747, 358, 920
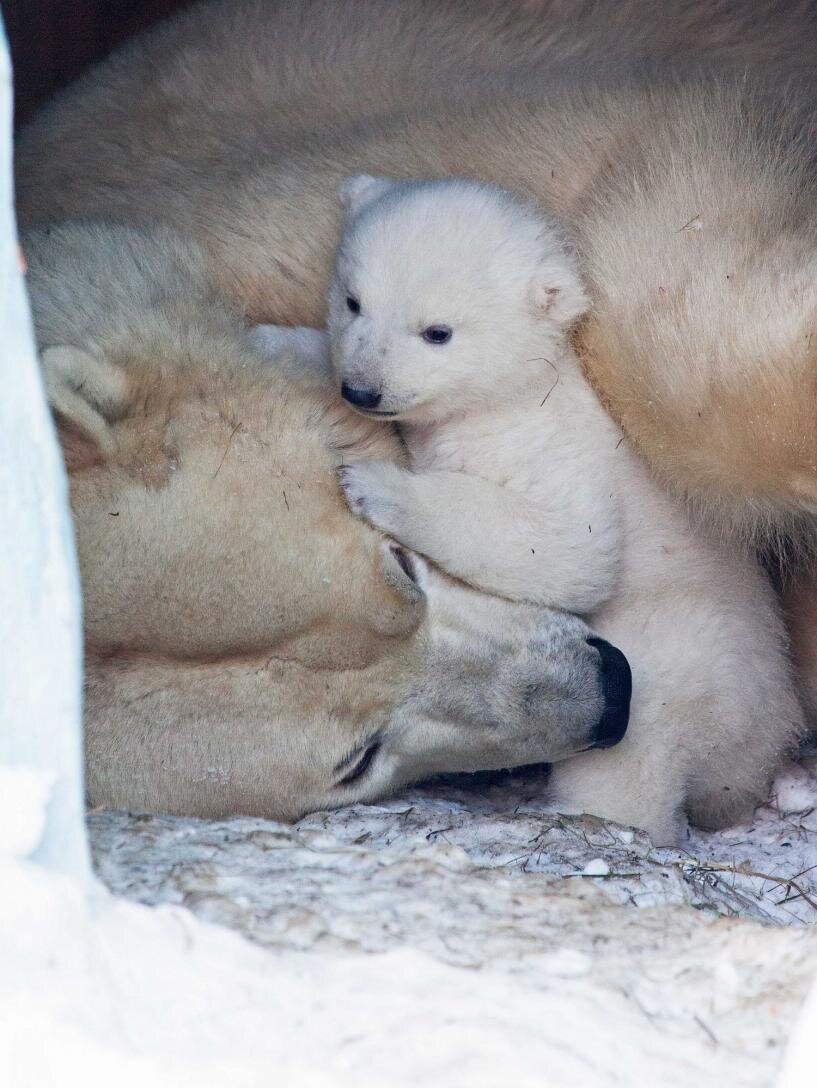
0, 17, 87, 879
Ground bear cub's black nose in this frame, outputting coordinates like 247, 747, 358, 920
341, 382, 382, 409
587, 636, 632, 749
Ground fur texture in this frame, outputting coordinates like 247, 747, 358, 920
265, 176, 802, 844
16, 0, 817, 546
15, 0, 817, 817
329, 177, 613, 613
24, 220, 615, 819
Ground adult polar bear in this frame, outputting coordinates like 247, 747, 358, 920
14, 0, 817, 829
15, 0, 817, 539
26, 219, 618, 820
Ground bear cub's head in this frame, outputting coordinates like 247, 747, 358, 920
329, 174, 589, 422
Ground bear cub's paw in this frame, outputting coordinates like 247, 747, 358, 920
338, 461, 414, 538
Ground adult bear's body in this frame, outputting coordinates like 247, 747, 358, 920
15, 0, 817, 818
17, 0, 817, 541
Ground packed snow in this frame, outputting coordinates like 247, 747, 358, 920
92, 753, 817, 932
6, 851, 810, 1088
67, 753, 817, 1086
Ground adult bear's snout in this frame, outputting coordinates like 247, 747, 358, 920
587, 637, 632, 749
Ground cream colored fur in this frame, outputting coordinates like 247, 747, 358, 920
257, 177, 804, 844
15, 2, 817, 541
25, 220, 615, 820
15, 0, 817, 820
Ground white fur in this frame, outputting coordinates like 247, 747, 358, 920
309, 176, 804, 845
328, 177, 615, 613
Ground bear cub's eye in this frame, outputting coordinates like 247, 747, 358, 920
422, 324, 453, 345
346, 296, 361, 315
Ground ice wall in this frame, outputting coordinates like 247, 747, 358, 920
0, 18, 87, 879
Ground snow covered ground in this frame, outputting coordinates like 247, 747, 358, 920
92, 755, 817, 930
79, 754, 817, 1086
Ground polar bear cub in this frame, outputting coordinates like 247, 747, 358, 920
253, 175, 804, 845
330, 175, 621, 615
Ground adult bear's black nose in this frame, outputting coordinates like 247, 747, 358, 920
341, 382, 382, 410
587, 636, 632, 749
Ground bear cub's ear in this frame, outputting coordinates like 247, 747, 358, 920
529, 257, 590, 329
338, 174, 396, 217
41, 345, 129, 471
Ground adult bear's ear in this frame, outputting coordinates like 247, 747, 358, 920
338, 174, 396, 217
530, 257, 590, 329
40, 345, 129, 471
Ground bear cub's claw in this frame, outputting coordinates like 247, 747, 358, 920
337, 461, 411, 538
